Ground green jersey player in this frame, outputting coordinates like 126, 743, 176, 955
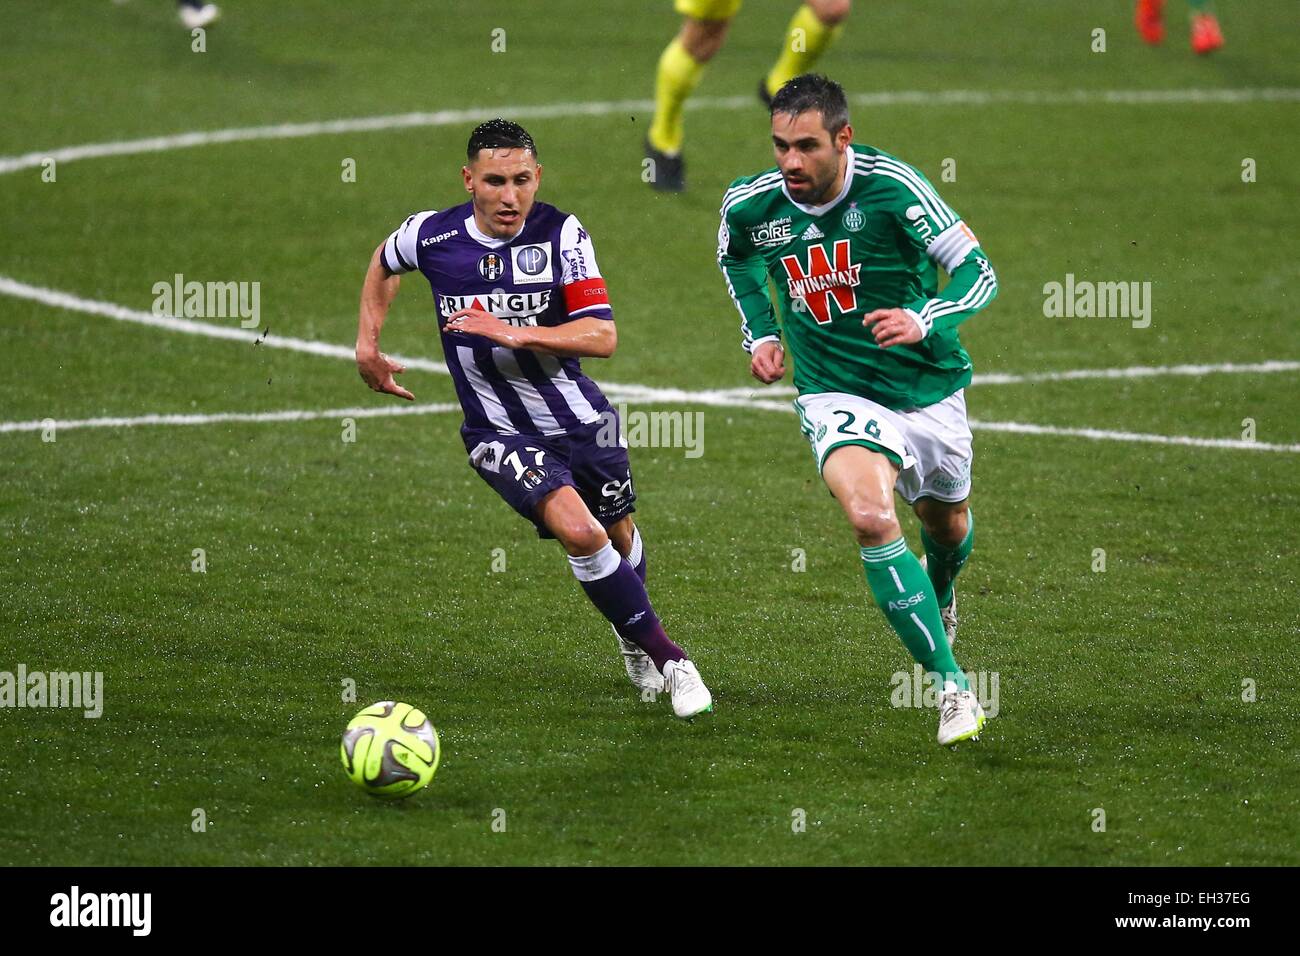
717, 74, 997, 745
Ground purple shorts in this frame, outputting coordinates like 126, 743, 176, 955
463, 419, 637, 538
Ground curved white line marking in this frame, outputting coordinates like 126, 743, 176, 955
3, 276, 1297, 396
1, 403, 462, 434
3, 88, 1297, 176
8, 404, 1297, 454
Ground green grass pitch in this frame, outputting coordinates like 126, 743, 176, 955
0, 0, 1297, 866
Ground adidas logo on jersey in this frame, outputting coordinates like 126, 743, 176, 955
800, 223, 825, 241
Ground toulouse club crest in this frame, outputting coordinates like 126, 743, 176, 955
477, 253, 505, 281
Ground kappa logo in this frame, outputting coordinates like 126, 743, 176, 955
421, 229, 459, 247
780, 239, 861, 324
800, 222, 824, 241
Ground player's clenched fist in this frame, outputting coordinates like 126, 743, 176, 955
750, 340, 787, 384
356, 349, 415, 401
863, 308, 924, 348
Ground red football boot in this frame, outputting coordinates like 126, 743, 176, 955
1135, 0, 1166, 45
1191, 13, 1225, 55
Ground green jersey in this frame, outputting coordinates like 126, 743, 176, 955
718, 143, 997, 410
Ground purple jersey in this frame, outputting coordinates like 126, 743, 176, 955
380, 201, 615, 438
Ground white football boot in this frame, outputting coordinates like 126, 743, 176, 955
180, 3, 221, 29
613, 627, 665, 695
937, 687, 986, 746
663, 659, 713, 719
919, 555, 958, 647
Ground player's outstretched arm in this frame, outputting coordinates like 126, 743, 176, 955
445, 309, 617, 359
355, 243, 415, 401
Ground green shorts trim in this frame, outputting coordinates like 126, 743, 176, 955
817, 438, 904, 474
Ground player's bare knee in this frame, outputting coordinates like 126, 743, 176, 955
560, 521, 610, 558
807, 0, 851, 26
680, 18, 730, 61
845, 498, 900, 546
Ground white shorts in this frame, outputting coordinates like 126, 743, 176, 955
793, 390, 973, 504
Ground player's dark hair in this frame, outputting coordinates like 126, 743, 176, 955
770, 74, 850, 137
466, 119, 538, 162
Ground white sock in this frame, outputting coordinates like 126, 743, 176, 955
627, 526, 643, 568
567, 541, 621, 582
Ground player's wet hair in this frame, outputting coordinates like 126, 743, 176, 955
466, 119, 538, 162
770, 74, 850, 138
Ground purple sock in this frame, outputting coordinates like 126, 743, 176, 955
569, 542, 684, 672
628, 525, 647, 584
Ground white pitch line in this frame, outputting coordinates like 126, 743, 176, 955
971, 360, 1300, 385
2, 276, 1298, 451
8, 402, 1297, 455
4, 275, 1299, 399
2, 88, 1297, 176
968, 419, 1300, 454
714, 360, 1300, 397
0, 402, 462, 434
0, 275, 451, 376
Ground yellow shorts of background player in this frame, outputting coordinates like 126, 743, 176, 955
674, 0, 743, 21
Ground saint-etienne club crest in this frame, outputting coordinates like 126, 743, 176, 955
841, 201, 865, 233
477, 253, 505, 281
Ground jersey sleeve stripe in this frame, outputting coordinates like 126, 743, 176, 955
722, 171, 782, 207
927, 222, 979, 272
920, 268, 994, 320
391, 237, 416, 272
864, 160, 956, 229
919, 266, 996, 323
720, 261, 759, 351
722, 174, 784, 215
874, 158, 958, 228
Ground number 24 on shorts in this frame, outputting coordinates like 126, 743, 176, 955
833, 409, 882, 440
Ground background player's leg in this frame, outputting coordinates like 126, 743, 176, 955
537, 488, 682, 671
821, 446, 969, 692
914, 497, 972, 608
646, 14, 731, 190
1186, 0, 1224, 54
607, 516, 646, 584
762, 1, 849, 103
1135, 0, 1167, 45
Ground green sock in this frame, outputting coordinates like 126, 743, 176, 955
920, 511, 974, 607
861, 538, 968, 690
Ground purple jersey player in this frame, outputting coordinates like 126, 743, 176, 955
354, 120, 712, 719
